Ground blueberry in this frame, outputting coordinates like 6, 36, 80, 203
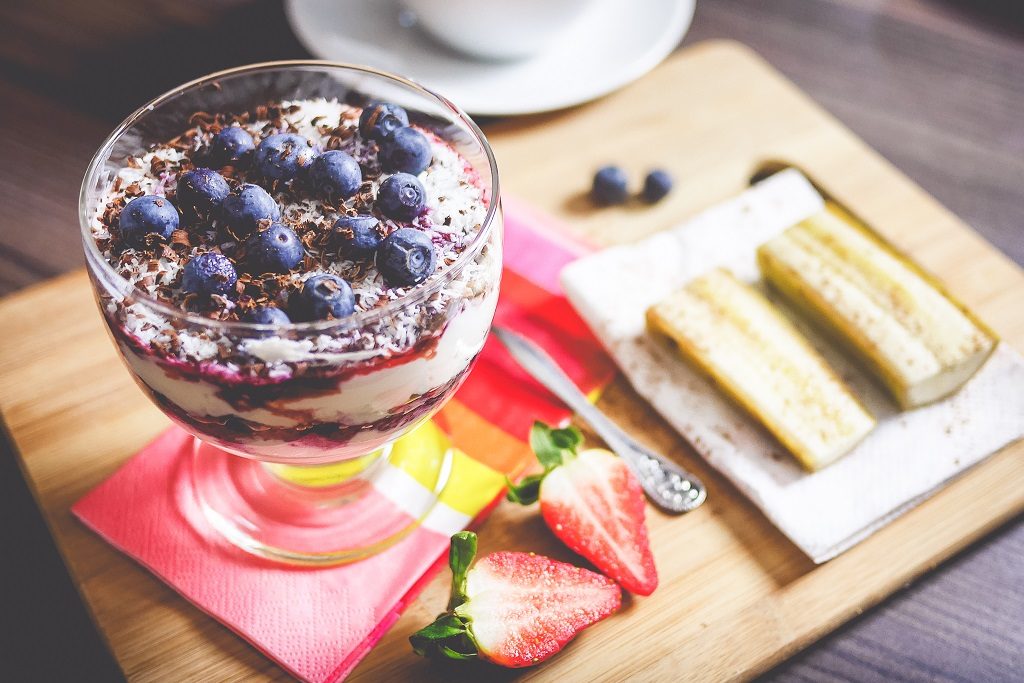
118, 195, 179, 246
176, 168, 230, 221
377, 227, 437, 287
379, 127, 432, 175
591, 165, 628, 205
253, 133, 318, 182
242, 305, 290, 325
333, 214, 383, 259
209, 126, 255, 168
376, 173, 426, 221
181, 253, 237, 296
642, 169, 673, 203
358, 102, 409, 142
245, 223, 304, 273
220, 183, 281, 236
294, 274, 356, 320
306, 150, 362, 201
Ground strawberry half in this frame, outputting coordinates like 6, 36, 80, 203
410, 531, 620, 668
507, 422, 659, 595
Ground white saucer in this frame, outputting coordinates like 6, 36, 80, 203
285, 0, 694, 116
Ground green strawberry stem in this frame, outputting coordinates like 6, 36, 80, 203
410, 532, 480, 661
446, 530, 476, 611
506, 421, 583, 505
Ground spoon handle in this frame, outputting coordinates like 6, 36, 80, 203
492, 327, 707, 514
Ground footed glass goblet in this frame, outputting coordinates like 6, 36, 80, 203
81, 62, 502, 564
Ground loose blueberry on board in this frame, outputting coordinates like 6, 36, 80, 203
209, 126, 255, 168
294, 274, 356, 320
307, 150, 362, 201
358, 102, 409, 142
176, 168, 231, 221
253, 133, 318, 182
376, 173, 426, 221
245, 223, 304, 273
333, 214, 383, 259
377, 227, 437, 287
242, 305, 291, 325
221, 183, 281, 236
642, 169, 673, 203
118, 195, 179, 246
181, 253, 238, 296
591, 166, 629, 205
379, 127, 432, 175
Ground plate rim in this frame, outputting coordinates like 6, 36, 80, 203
285, 0, 695, 117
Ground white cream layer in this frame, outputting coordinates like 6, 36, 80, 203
122, 289, 497, 456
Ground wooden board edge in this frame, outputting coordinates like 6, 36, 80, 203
0, 268, 89, 309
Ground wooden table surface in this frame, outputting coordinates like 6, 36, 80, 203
0, 1, 1020, 681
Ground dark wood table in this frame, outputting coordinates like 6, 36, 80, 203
1, 1, 1021, 680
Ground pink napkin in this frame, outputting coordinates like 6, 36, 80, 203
73, 198, 611, 682
76, 428, 447, 682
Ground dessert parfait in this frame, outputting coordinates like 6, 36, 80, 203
81, 63, 502, 562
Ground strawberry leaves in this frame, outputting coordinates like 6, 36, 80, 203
530, 421, 583, 467
410, 531, 479, 661
409, 615, 476, 661
506, 422, 583, 504
505, 470, 545, 505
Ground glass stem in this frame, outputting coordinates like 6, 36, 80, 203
262, 444, 392, 488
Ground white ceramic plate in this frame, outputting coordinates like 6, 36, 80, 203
285, 0, 695, 116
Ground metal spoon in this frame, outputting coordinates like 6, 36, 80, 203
492, 327, 707, 514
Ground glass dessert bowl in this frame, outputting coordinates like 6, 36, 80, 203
80, 62, 502, 564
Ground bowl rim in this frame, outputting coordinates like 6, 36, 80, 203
80, 59, 500, 334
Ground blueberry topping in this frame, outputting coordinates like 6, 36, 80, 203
181, 253, 237, 296
642, 169, 673, 203
242, 305, 290, 325
591, 165, 629, 205
118, 195, 179, 246
376, 173, 426, 221
377, 227, 437, 287
358, 102, 409, 142
220, 183, 281, 236
253, 133, 318, 181
306, 150, 362, 201
209, 126, 255, 168
176, 168, 230, 222
333, 214, 383, 259
245, 223, 304, 273
294, 274, 356, 320
379, 127, 432, 175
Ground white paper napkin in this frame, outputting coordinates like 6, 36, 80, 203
561, 169, 1024, 562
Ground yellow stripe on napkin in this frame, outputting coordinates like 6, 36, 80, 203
387, 419, 506, 519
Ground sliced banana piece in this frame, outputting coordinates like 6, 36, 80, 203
757, 203, 997, 409
647, 268, 875, 471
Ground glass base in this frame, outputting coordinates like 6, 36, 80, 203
190, 428, 454, 565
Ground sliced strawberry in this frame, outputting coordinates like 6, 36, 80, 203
411, 532, 620, 668
507, 422, 659, 596
457, 549, 621, 666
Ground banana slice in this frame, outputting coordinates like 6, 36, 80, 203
757, 203, 997, 409
647, 268, 875, 471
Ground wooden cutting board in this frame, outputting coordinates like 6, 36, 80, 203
1, 41, 1022, 682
